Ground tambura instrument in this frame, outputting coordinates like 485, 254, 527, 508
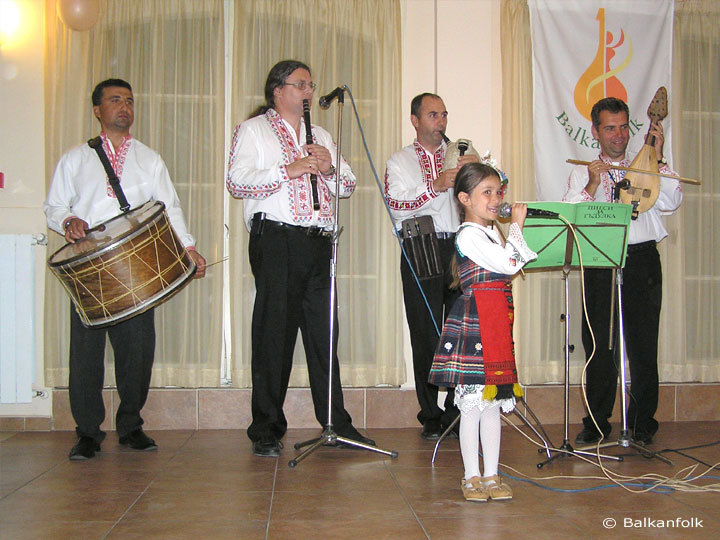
48, 201, 196, 328
619, 87, 666, 217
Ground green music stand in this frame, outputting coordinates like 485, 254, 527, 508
521, 201, 632, 467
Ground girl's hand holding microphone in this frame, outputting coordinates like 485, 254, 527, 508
510, 203, 528, 229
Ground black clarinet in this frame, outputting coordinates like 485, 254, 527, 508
302, 99, 320, 211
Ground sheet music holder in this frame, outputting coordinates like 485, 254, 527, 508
520, 201, 632, 467
522, 201, 633, 271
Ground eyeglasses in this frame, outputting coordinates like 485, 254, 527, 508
283, 80, 317, 91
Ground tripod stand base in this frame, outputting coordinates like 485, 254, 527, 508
538, 439, 622, 468
581, 430, 673, 465
289, 428, 398, 468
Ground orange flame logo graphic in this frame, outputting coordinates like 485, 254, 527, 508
574, 8, 633, 121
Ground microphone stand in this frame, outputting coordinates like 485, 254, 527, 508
537, 260, 620, 468
289, 88, 398, 468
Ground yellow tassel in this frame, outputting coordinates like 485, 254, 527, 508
513, 383, 524, 398
482, 385, 498, 401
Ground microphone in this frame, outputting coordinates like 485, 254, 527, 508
497, 202, 559, 219
319, 86, 345, 109
457, 139, 469, 156
613, 178, 630, 202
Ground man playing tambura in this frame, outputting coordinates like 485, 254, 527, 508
563, 97, 682, 446
383, 93, 478, 439
43, 79, 206, 461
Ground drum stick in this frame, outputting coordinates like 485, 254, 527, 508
204, 256, 229, 269
566, 159, 701, 185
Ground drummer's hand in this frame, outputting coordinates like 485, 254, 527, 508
187, 248, 206, 279
64, 217, 89, 243
434, 167, 458, 192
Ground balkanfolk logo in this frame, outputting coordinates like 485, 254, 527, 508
574, 8, 632, 121
556, 8, 642, 149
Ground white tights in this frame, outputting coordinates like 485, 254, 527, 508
459, 402, 501, 481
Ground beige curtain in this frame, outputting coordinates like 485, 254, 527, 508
500, 0, 719, 384
44, 0, 225, 387
671, 0, 720, 381
228, 0, 404, 387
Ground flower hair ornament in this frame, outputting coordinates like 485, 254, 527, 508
479, 151, 509, 187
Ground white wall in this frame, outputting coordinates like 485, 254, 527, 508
402, 0, 502, 157
0, 0, 50, 416
0, 0, 501, 418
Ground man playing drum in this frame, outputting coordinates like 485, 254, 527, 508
43, 78, 206, 461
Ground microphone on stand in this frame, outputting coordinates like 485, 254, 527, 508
497, 202, 559, 219
319, 86, 346, 109
302, 99, 320, 211
613, 179, 630, 202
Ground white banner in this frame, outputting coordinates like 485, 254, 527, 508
529, 0, 674, 201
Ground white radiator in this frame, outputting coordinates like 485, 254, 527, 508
0, 234, 44, 404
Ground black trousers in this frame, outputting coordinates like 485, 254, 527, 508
400, 237, 461, 427
246, 220, 354, 442
581, 242, 662, 436
69, 307, 155, 442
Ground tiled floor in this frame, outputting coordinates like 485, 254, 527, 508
1, 422, 718, 539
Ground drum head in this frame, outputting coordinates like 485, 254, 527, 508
48, 200, 164, 267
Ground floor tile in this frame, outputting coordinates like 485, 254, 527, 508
0, 423, 717, 539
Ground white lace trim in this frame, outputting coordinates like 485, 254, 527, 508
455, 384, 516, 414
507, 222, 537, 264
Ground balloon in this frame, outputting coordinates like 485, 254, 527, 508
57, 0, 100, 31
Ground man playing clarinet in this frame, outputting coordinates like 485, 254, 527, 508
226, 60, 374, 457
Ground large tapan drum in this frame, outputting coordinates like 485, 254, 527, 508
48, 200, 196, 328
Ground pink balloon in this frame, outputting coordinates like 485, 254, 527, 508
57, 0, 100, 31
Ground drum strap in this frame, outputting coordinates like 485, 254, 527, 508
88, 136, 131, 213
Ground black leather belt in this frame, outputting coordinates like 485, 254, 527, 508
251, 213, 332, 238
435, 232, 456, 240
627, 240, 656, 254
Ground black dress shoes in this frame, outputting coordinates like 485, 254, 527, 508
632, 430, 654, 446
421, 420, 442, 440
119, 429, 158, 451
69, 436, 101, 461
335, 426, 376, 448
574, 425, 611, 445
441, 419, 460, 439
252, 436, 283, 457
337, 433, 376, 449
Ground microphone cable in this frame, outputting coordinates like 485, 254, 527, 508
343, 85, 442, 336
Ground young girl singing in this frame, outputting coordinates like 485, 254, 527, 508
429, 161, 537, 502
